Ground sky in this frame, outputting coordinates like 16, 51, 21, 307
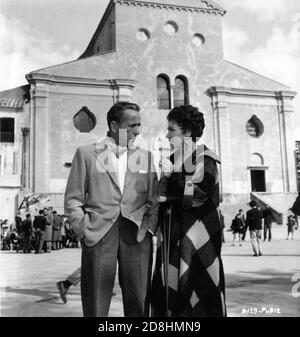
0, 0, 299, 140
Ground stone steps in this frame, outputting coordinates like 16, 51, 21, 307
251, 192, 298, 224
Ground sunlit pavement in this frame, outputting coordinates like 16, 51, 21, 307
1, 225, 299, 317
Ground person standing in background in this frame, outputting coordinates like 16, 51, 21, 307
263, 206, 273, 242
286, 212, 296, 240
15, 217, 23, 237
231, 213, 244, 247
22, 214, 33, 253
44, 208, 53, 253
60, 216, 66, 248
245, 201, 263, 257
238, 209, 247, 241
52, 211, 63, 250
33, 210, 47, 254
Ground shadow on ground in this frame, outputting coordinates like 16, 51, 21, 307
0, 286, 80, 305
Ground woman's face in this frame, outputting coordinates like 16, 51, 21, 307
166, 120, 190, 150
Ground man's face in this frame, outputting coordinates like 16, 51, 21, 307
117, 109, 141, 147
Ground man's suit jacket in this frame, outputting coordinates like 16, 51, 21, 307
245, 207, 262, 231
64, 139, 159, 247
33, 216, 47, 232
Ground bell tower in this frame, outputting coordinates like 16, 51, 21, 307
80, 0, 226, 63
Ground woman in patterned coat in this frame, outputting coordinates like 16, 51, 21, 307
151, 105, 226, 317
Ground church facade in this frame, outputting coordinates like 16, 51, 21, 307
0, 0, 298, 222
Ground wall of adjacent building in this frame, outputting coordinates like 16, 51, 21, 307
0, 104, 29, 222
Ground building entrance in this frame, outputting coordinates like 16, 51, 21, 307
251, 170, 266, 192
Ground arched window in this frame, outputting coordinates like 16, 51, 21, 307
174, 76, 188, 107
157, 75, 170, 110
0, 117, 14, 143
73, 106, 97, 133
250, 153, 264, 166
246, 115, 264, 138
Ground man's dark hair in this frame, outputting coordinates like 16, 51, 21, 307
107, 101, 140, 128
167, 105, 205, 141
39, 210, 44, 215
52, 210, 57, 214
26, 214, 31, 218
239, 209, 243, 212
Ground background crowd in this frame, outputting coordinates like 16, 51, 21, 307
227, 202, 299, 256
0, 208, 81, 253
1, 204, 299, 254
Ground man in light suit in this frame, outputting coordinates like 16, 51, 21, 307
64, 102, 158, 317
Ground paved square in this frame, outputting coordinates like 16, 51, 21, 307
1, 226, 299, 317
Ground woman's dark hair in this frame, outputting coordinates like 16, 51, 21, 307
167, 105, 205, 141
107, 101, 140, 128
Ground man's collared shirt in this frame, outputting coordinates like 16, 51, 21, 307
106, 136, 128, 194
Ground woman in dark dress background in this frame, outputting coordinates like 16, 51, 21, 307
151, 105, 226, 317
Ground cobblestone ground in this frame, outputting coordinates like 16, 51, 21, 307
1, 226, 299, 317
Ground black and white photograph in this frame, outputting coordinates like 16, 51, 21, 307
0, 0, 300, 322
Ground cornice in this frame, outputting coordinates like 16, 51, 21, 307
246, 166, 269, 170
114, 0, 226, 15
207, 86, 297, 99
275, 90, 298, 100
26, 73, 137, 89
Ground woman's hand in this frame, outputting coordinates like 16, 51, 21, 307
160, 158, 174, 178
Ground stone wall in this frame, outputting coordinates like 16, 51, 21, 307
226, 97, 284, 194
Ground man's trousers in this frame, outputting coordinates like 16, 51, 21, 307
35, 230, 46, 253
81, 215, 152, 317
23, 234, 31, 253
250, 230, 262, 255
67, 267, 81, 286
263, 223, 272, 241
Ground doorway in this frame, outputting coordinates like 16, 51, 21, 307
251, 170, 266, 192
